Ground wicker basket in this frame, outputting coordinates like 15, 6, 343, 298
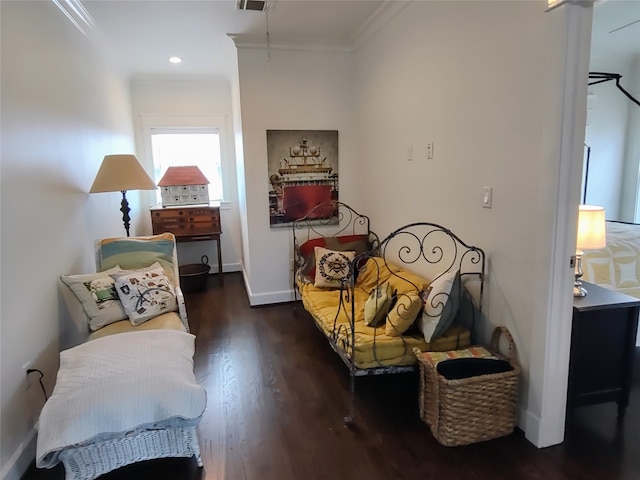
414, 326, 520, 447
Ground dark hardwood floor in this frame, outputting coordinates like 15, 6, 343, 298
23, 272, 640, 479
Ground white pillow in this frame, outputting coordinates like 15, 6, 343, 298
313, 247, 355, 288
110, 263, 177, 326
60, 267, 128, 331
419, 269, 461, 342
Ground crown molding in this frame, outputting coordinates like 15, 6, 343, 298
350, 0, 410, 52
228, 0, 410, 54
228, 33, 354, 53
546, 0, 594, 13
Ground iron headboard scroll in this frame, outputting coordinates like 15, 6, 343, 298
291, 201, 379, 300
380, 222, 485, 279
292, 201, 374, 245
376, 222, 486, 334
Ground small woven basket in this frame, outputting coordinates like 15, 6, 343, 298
414, 326, 521, 447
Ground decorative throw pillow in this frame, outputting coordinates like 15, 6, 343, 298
364, 282, 393, 327
419, 270, 462, 342
97, 233, 177, 286
386, 291, 422, 337
313, 247, 356, 288
60, 267, 128, 331
298, 237, 329, 282
110, 264, 177, 326
299, 235, 369, 282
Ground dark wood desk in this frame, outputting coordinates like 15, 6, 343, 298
568, 282, 640, 421
150, 204, 223, 274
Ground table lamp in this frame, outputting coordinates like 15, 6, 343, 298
574, 205, 606, 297
89, 154, 157, 236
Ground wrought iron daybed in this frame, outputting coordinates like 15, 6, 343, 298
292, 201, 486, 423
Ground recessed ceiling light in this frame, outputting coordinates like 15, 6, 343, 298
168, 56, 182, 64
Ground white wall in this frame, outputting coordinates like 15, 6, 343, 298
585, 30, 640, 222
0, 2, 138, 478
353, 0, 565, 440
622, 57, 640, 222
233, 43, 364, 305
130, 77, 242, 273
232, 1, 591, 448
584, 64, 632, 218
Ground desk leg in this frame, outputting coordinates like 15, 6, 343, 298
617, 400, 627, 422
216, 237, 223, 274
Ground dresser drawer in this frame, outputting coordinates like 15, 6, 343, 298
151, 206, 221, 238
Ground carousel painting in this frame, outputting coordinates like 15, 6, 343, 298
267, 130, 339, 228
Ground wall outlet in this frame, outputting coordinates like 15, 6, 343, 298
22, 362, 32, 390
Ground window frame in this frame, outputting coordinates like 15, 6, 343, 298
140, 115, 231, 204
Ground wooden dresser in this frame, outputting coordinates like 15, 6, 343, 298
150, 204, 222, 274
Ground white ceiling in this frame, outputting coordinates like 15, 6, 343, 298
75, 0, 639, 79
81, 0, 385, 78
590, 0, 640, 67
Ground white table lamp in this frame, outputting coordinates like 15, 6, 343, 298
574, 205, 606, 297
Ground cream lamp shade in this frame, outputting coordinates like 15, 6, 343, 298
89, 154, 157, 237
576, 205, 607, 251
89, 154, 156, 193
574, 205, 606, 296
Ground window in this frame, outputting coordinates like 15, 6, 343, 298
150, 128, 223, 203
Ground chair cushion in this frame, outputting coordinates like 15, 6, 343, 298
88, 312, 186, 341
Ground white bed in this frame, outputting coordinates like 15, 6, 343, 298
581, 221, 640, 345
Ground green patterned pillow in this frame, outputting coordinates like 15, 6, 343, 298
60, 267, 128, 331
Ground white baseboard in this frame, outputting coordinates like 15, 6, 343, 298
240, 266, 296, 306
2, 423, 37, 480
217, 262, 242, 274
249, 288, 296, 306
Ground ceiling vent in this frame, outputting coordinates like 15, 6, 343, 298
237, 0, 275, 12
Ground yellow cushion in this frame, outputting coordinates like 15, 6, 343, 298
357, 257, 430, 293
299, 257, 470, 369
364, 281, 392, 327
88, 311, 186, 341
386, 291, 422, 337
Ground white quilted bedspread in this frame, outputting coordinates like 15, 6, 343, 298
36, 330, 207, 468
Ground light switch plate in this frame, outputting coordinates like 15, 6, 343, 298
483, 187, 493, 208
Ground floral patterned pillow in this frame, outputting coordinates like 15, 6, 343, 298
110, 263, 177, 325
60, 267, 128, 331
313, 247, 355, 288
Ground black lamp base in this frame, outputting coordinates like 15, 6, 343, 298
120, 190, 131, 237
